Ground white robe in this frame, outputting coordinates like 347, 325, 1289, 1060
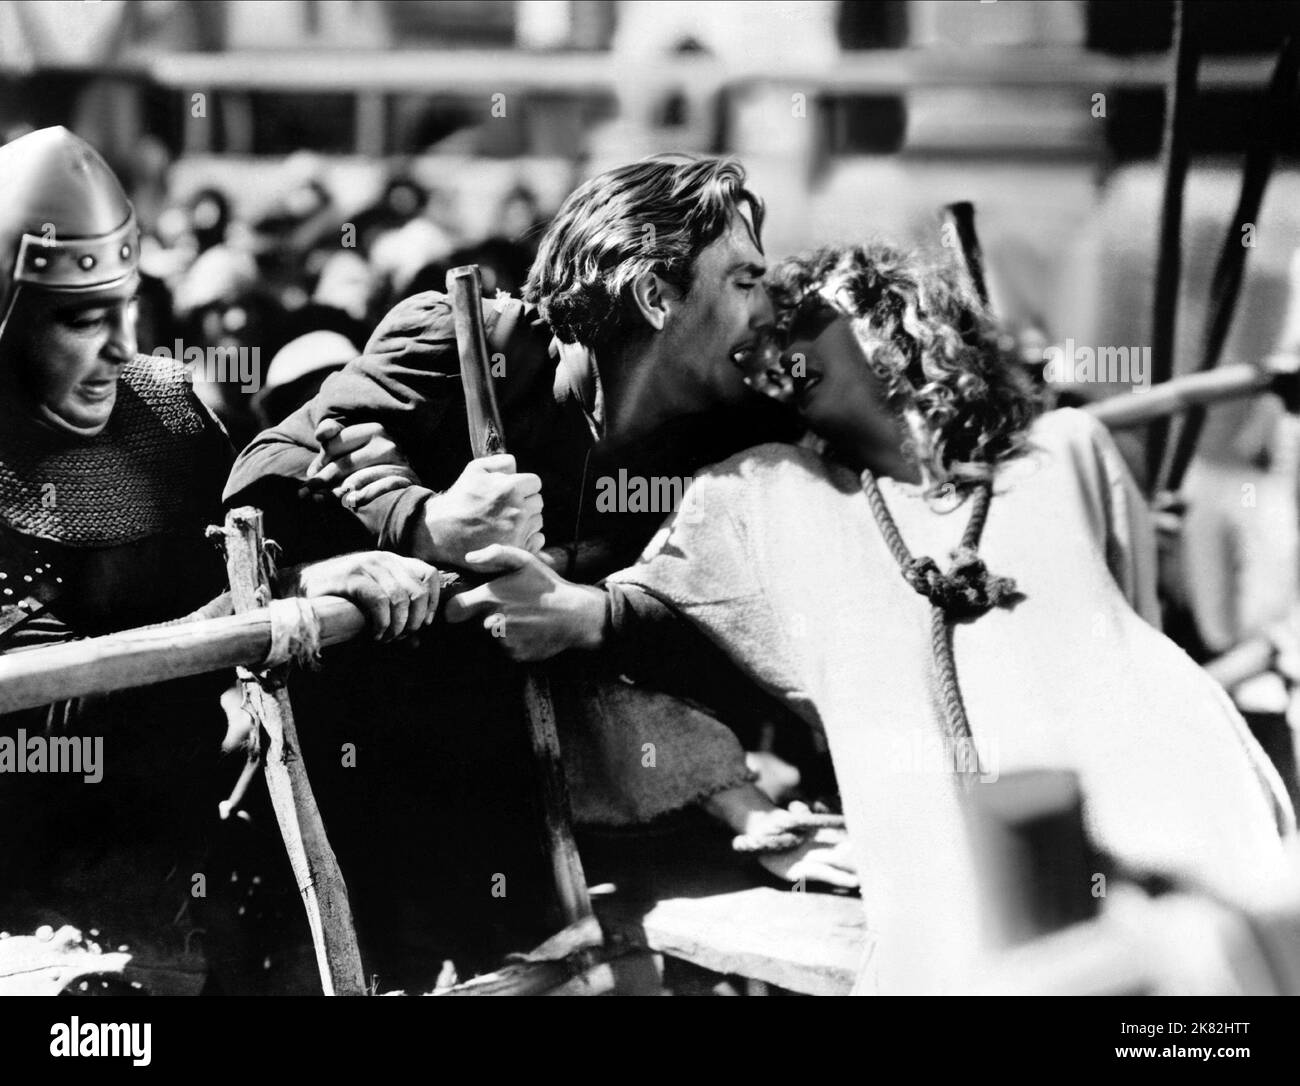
608, 408, 1295, 993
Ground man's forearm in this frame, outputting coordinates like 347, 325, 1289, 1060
353, 484, 440, 559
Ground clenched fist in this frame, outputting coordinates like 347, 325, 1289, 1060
421, 454, 544, 568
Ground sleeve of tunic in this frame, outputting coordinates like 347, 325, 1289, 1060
222, 291, 481, 558
605, 460, 820, 728
1062, 409, 1161, 627
1091, 414, 1161, 626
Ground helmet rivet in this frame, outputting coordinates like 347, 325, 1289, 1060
120, 244, 131, 260
78, 254, 96, 271
32, 255, 48, 270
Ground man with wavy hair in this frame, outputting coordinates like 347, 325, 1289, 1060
229, 156, 786, 573
223, 156, 833, 986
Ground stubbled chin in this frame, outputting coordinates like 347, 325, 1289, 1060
794, 390, 819, 415
36, 396, 115, 438
796, 403, 833, 433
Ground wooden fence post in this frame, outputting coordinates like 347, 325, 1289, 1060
218, 507, 367, 996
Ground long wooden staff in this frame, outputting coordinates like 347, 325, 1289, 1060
1156, 33, 1300, 495
445, 266, 594, 928
1145, 0, 1201, 493
941, 202, 991, 307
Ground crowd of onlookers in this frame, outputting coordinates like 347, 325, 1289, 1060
97, 136, 550, 449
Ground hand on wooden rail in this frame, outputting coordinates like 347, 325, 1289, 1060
281, 551, 441, 643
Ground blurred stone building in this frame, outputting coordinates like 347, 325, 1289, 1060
2, 1, 1298, 421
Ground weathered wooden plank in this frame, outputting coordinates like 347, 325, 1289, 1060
0, 596, 365, 716
220, 508, 367, 997
602, 887, 870, 997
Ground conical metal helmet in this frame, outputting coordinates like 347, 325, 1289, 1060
0, 126, 138, 341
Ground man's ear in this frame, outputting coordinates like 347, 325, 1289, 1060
629, 271, 673, 333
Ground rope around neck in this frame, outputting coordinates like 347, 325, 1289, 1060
860, 472, 1020, 782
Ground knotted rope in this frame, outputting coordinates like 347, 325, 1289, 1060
860, 472, 1021, 782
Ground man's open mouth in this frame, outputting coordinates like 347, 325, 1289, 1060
77, 379, 117, 403
794, 370, 823, 403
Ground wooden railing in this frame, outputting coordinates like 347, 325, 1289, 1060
0, 594, 364, 717
1, 509, 369, 995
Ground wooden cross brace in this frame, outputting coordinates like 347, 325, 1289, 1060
217, 506, 366, 996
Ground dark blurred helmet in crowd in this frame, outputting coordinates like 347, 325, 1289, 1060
0, 126, 138, 344
253, 152, 333, 243
349, 174, 429, 256
171, 244, 290, 448
382, 176, 426, 222
188, 187, 231, 254
497, 184, 543, 246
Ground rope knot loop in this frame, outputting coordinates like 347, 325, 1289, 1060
861, 468, 1023, 773
902, 546, 1020, 620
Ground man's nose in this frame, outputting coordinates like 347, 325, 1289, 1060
749, 285, 776, 330
104, 304, 137, 363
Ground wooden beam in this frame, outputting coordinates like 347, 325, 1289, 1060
1145, 0, 1201, 493
143, 48, 1280, 95
1158, 33, 1300, 495
218, 507, 366, 996
1085, 363, 1275, 431
0, 596, 365, 717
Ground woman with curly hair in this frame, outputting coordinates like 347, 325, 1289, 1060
606, 241, 1295, 992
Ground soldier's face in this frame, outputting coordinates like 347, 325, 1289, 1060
3, 281, 138, 435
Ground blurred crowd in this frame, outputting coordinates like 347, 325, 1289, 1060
90, 132, 551, 449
